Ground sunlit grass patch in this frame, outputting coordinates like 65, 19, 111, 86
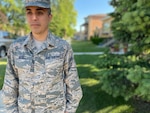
80, 78, 99, 87
77, 64, 100, 73
0, 61, 7, 65
96, 105, 133, 113
0, 58, 7, 63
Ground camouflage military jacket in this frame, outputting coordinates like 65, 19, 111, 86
2, 32, 82, 113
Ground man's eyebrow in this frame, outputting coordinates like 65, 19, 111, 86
36, 8, 45, 11
26, 8, 31, 11
25, 8, 45, 11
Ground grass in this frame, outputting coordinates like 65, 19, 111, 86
0, 40, 149, 113
72, 40, 150, 113
75, 55, 133, 113
71, 40, 108, 52
0, 58, 7, 89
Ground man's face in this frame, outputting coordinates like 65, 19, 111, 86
25, 6, 52, 35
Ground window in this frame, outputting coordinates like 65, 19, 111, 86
3, 32, 10, 38
103, 23, 110, 33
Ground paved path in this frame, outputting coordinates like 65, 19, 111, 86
73, 51, 125, 55
0, 91, 5, 113
74, 52, 104, 55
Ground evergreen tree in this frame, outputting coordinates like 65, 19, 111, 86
110, 0, 150, 54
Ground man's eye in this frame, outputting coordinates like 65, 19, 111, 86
26, 12, 32, 15
37, 12, 43, 15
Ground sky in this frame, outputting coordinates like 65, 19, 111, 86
74, 0, 114, 31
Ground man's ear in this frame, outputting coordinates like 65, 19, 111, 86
49, 14, 52, 22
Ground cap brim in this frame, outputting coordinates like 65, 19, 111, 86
25, 1, 50, 8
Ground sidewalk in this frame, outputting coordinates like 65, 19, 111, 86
0, 91, 5, 113
73, 51, 125, 55
74, 52, 104, 55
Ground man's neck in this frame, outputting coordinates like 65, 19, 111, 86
32, 30, 49, 41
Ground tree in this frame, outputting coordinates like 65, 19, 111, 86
0, 11, 8, 29
110, 0, 150, 54
95, 0, 150, 102
0, 0, 28, 35
0, 0, 77, 38
50, 0, 77, 38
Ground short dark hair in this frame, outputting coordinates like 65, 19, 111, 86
48, 8, 51, 15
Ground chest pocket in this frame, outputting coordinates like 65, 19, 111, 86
45, 58, 64, 84
45, 54, 64, 76
14, 55, 32, 73
45, 58, 63, 69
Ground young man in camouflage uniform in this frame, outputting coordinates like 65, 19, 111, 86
2, 0, 82, 113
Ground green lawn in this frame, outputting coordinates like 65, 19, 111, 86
71, 40, 133, 113
0, 58, 7, 89
75, 55, 133, 113
71, 40, 108, 52
0, 40, 149, 113
72, 40, 150, 113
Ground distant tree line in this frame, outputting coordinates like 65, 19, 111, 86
0, 0, 77, 38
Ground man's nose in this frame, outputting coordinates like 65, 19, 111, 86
32, 14, 38, 20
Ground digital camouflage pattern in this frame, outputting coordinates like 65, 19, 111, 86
25, 0, 50, 8
2, 31, 82, 113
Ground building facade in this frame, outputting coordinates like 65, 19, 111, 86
80, 14, 106, 40
101, 16, 114, 38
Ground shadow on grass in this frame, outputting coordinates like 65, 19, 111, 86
76, 64, 133, 113
0, 64, 6, 71
77, 64, 150, 113
0, 64, 6, 89
77, 64, 100, 79
0, 76, 4, 89
131, 99, 150, 113
77, 82, 133, 113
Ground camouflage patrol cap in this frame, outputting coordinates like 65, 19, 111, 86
25, 0, 50, 8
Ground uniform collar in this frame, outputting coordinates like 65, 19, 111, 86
23, 31, 56, 50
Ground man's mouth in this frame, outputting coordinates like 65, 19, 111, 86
31, 24, 40, 27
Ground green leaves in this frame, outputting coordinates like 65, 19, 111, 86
50, 0, 77, 38
95, 54, 134, 100
127, 65, 142, 83
0, 0, 26, 34
127, 65, 150, 100
99, 0, 150, 103
110, 0, 150, 53
95, 54, 150, 102
0, 0, 77, 37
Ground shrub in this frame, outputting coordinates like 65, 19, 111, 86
127, 65, 150, 101
95, 53, 150, 102
90, 34, 104, 45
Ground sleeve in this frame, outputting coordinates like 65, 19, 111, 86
64, 44, 83, 113
2, 45, 19, 113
